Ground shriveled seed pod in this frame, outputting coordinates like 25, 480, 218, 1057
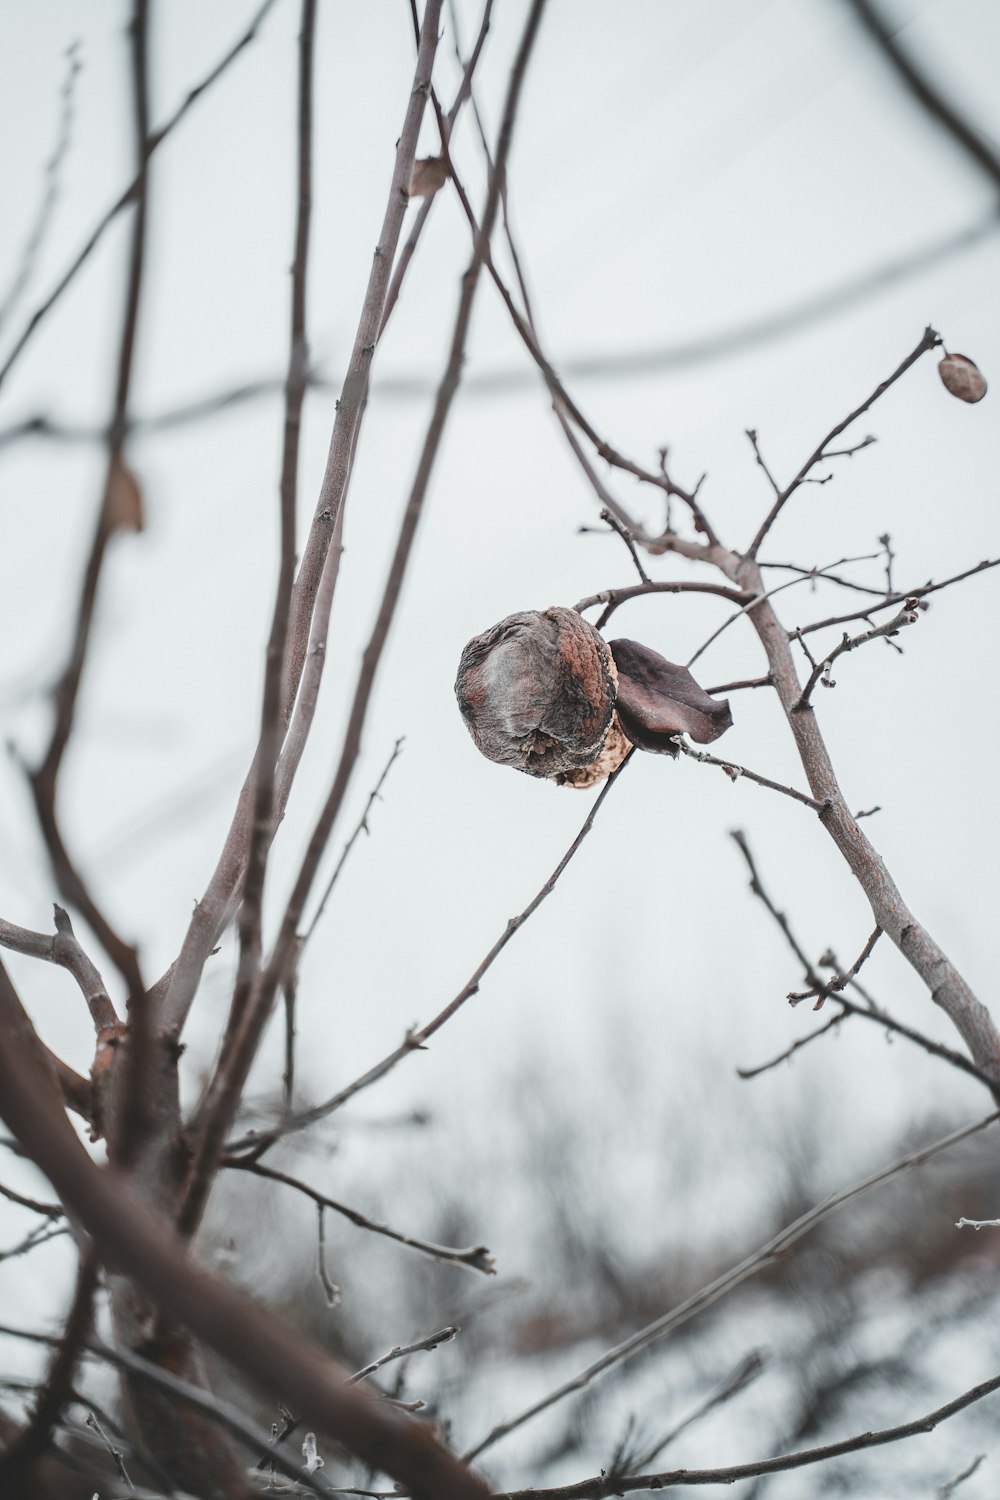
455, 608, 732, 787
938, 352, 987, 403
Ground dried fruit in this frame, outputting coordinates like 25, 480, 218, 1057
455, 607, 732, 787
938, 352, 987, 403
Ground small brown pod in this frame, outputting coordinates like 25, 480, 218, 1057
938, 352, 987, 404
455, 608, 732, 787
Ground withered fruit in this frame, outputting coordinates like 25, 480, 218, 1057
455, 607, 732, 787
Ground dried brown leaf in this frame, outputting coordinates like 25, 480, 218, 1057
104, 457, 145, 533
938, 352, 987, 404
609, 638, 732, 754
408, 156, 447, 199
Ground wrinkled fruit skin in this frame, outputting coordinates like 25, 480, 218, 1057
455, 608, 732, 787
455, 608, 621, 781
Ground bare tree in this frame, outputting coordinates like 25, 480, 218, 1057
0, 2, 999, 1497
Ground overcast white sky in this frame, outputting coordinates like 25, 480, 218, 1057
1, 0, 999, 1466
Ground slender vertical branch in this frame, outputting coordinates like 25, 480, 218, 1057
160, 0, 444, 1041
24, 1, 150, 1120
229, 0, 317, 1060
177, 0, 550, 1240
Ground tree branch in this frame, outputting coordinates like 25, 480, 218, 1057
462, 1109, 1000, 1464
746, 326, 941, 556
0, 958, 489, 1500
496, 1370, 1000, 1498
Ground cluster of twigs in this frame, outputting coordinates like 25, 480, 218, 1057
1, 1, 999, 1498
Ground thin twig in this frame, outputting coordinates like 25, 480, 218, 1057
0, 1323, 330, 1498
736, 1009, 849, 1080
0, 961, 490, 1500
597, 509, 650, 584
218, 0, 318, 1178
938, 1453, 986, 1499
730, 831, 999, 1090
795, 556, 1000, 636
303, 738, 405, 945
226, 1159, 495, 1275
704, 675, 773, 695
0, 1181, 63, 1218
463, 1111, 1000, 1463
0, 42, 81, 334
0, 0, 280, 389
227, 752, 632, 1158
25, 0, 152, 1008
626, 1352, 764, 1472
496, 1371, 1000, 1498
736, 548, 1000, 1086
348, 1326, 459, 1386
676, 740, 825, 812
178, 0, 550, 1233
316, 1205, 340, 1308
161, 0, 443, 1042
747, 326, 941, 556
574, 578, 749, 622
794, 602, 921, 710
788, 927, 882, 1009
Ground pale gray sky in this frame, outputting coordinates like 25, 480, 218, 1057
0, 0, 998, 1461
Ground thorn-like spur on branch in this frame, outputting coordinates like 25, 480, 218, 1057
787, 928, 882, 1010
225, 1159, 496, 1275
495, 1370, 1000, 1499
746, 326, 941, 557
462, 1110, 1000, 1464
0, 910, 118, 1032
677, 740, 825, 812
795, 601, 922, 710
0, 964, 491, 1500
